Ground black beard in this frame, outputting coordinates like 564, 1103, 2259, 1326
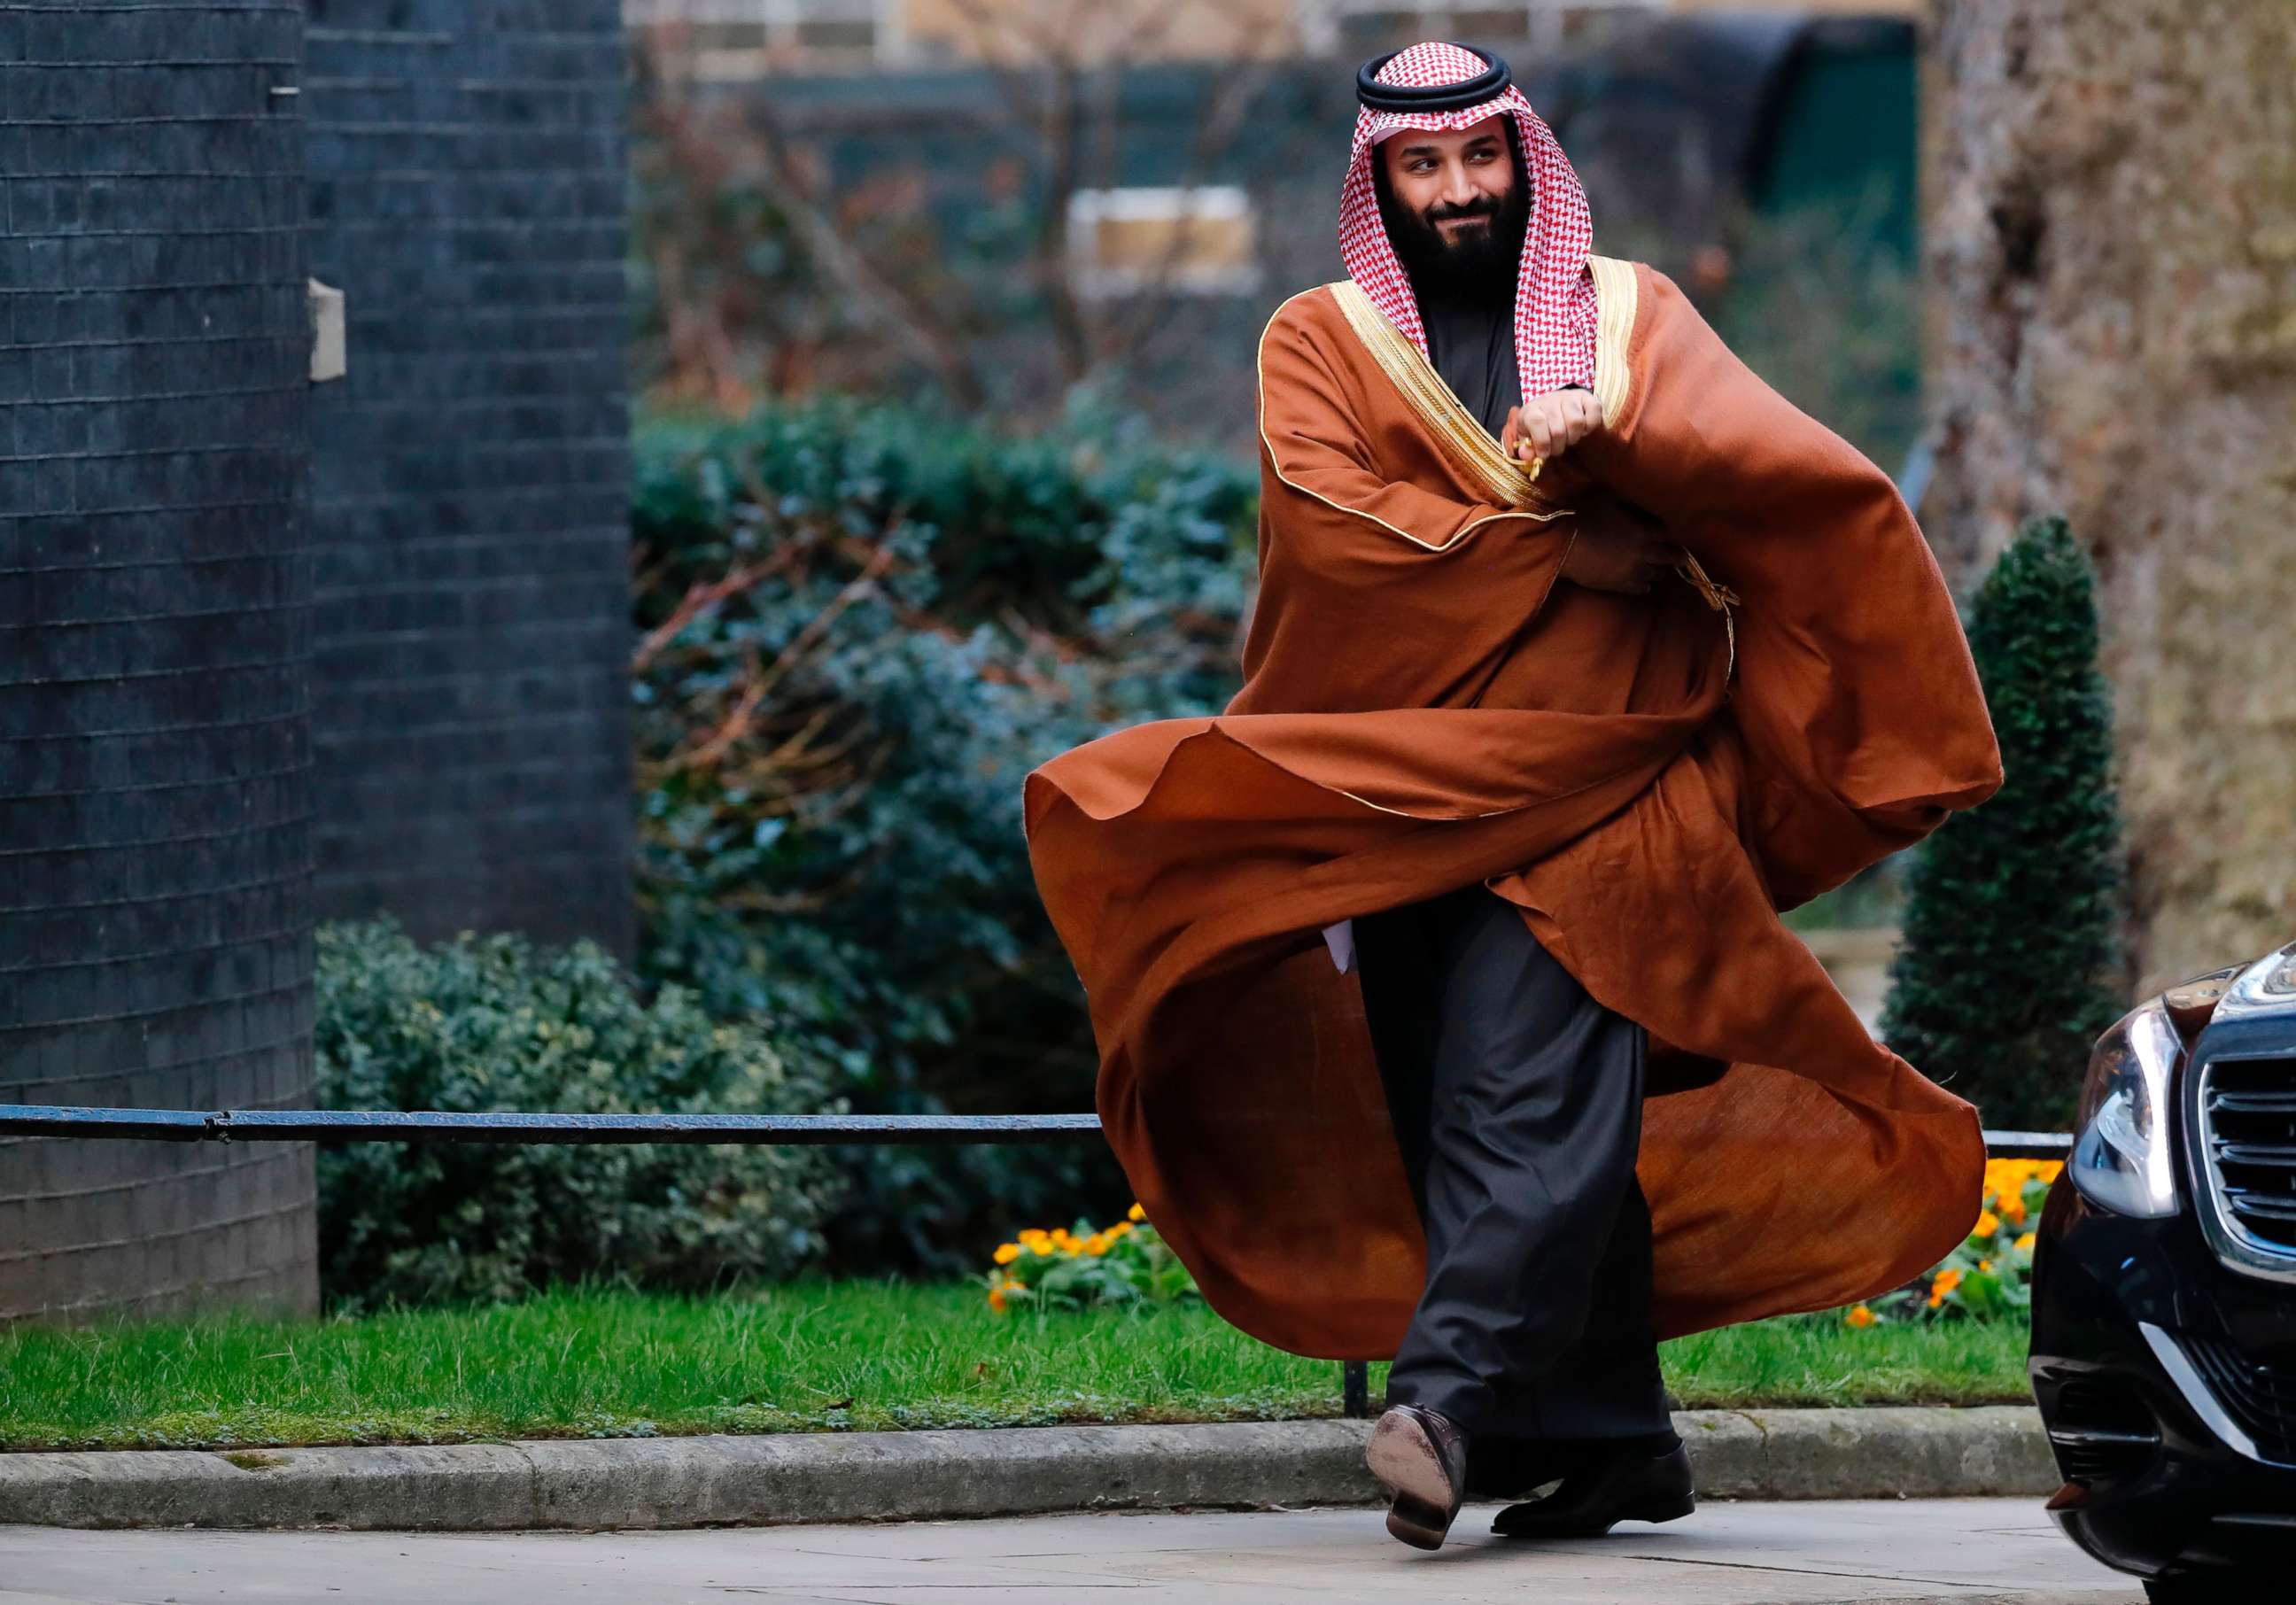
1374, 144, 1532, 299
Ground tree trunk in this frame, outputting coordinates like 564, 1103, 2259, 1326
1924, 0, 2296, 990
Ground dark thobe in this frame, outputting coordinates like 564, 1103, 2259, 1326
1360, 277, 1674, 1495
1415, 278, 1525, 442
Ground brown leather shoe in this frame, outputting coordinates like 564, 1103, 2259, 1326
1365, 1401, 1470, 1549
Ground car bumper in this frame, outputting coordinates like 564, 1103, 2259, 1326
2029, 1176, 2296, 1578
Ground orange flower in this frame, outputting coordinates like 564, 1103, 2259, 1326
1928, 1266, 1965, 1308
993, 1243, 1021, 1266
1845, 1305, 1876, 1328
1127, 1202, 1147, 1223
2014, 1231, 2037, 1252
1084, 1233, 1110, 1255
1973, 1209, 2000, 1237
988, 1284, 1008, 1313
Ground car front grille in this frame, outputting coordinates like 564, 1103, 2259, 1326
2193, 1055, 2296, 1266
2179, 1333, 2296, 1467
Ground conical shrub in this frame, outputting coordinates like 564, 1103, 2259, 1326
1881, 515, 2126, 1131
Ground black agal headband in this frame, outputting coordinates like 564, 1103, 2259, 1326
1355, 43, 1513, 114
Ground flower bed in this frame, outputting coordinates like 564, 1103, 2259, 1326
988, 1160, 2066, 1330
982, 1204, 1200, 1313
1845, 1158, 2060, 1326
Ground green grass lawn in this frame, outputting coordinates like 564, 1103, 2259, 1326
0, 1283, 2032, 1452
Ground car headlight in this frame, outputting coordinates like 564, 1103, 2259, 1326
2067, 999, 2184, 1218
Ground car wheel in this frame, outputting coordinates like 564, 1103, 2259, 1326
2145, 1572, 2275, 1603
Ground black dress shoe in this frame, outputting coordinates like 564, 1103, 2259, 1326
1463, 1431, 1594, 1500
1365, 1401, 1470, 1550
1488, 1435, 1695, 1539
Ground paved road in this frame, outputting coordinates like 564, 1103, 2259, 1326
0, 1498, 2140, 1604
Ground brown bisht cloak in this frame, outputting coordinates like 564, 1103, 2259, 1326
1022, 256, 2004, 1360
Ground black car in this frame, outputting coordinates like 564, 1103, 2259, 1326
2030, 942, 2296, 1600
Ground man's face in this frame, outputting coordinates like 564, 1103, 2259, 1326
1375, 114, 1526, 290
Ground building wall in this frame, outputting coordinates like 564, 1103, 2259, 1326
900, 0, 1304, 63
302, 0, 636, 954
629, 0, 1921, 71
0, 0, 320, 1322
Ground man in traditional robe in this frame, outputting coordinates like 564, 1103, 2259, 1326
1333, 44, 1703, 1547
1021, 41, 2002, 1552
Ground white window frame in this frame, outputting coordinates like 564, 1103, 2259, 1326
1296, 1, 1664, 56
624, 0, 906, 69
1067, 185, 1262, 300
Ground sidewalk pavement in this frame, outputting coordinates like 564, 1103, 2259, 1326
0, 1407, 2057, 1531
0, 1498, 2137, 1604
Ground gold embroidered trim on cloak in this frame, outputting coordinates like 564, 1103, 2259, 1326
1319, 268, 1737, 680
1328, 279, 1552, 513
1253, 292, 1572, 554
1585, 253, 1638, 430
1330, 260, 1641, 507
1585, 258, 1736, 679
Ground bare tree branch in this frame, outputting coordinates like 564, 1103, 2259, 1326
1101, 50, 1281, 362
746, 110, 990, 407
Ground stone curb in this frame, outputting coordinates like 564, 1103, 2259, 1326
0, 1406, 2056, 1531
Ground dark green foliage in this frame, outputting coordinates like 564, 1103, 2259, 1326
631, 395, 1258, 1275
314, 920, 844, 1308
1704, 188, 1924, 475
1881, 516, 2127, 1130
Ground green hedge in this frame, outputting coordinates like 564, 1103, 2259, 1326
314, 920, 844, 1308
631, 396, 1257, 1275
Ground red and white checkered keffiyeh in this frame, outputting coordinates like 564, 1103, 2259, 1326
1339, 40, 1597, 398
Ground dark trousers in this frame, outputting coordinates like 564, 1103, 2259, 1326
1354, 880, 1672, 1470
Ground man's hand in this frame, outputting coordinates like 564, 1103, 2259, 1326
1503, 388, 1602, 463
1561, 495, 1687, 595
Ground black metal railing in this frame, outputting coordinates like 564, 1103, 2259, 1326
0, 1103, 2073, 1417
0, 1107, 1106, 1146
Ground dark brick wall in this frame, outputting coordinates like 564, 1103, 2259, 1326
303, 0, 635, 955
0, 1, 320, 1322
